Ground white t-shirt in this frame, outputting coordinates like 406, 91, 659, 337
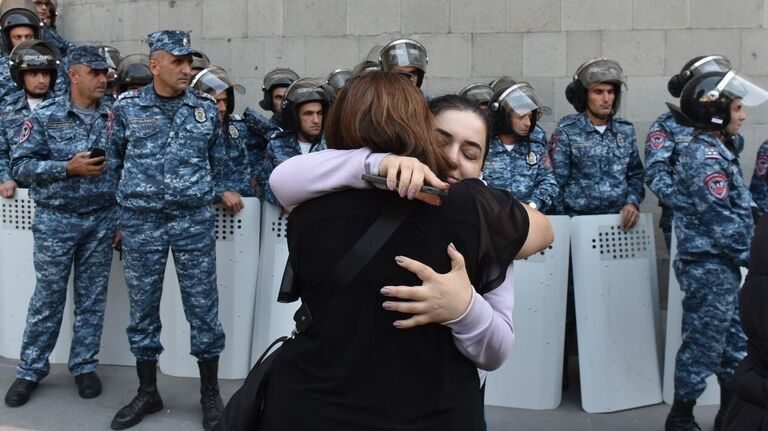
27, 97, 44, 111
503, 143, 515, 152
594, 124, 608, 134
299, 141, 312, 155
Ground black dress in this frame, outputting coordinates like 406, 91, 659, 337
260, 179, 529, 431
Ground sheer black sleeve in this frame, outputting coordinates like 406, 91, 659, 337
463, 179, 530, 295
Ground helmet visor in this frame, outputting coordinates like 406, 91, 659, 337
576, 58, 625, 88
498, 83, 552, 117
717, 70, 768, 107
192, 66, 245, 95
460, 83, 494, 105
687, 55, 731, 77
380, 40, 427, 72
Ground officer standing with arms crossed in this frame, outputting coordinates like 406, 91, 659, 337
107, 30, 229, 431
4, 45, 119, 407
665, 70, 767, 431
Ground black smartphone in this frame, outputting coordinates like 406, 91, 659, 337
89, 148, 106, 164
362, 174, 449, 197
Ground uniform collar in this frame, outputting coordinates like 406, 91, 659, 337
699, 131, 736, 161
579, 111, 614, 133
64, 95, 110, 117
138, 84, 201, 108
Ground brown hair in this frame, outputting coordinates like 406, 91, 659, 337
324, 71, 455, 178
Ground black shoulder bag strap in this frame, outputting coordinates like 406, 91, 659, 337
293, 197, 413, 333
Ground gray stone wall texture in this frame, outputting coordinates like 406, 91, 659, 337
58, 0, 768, 294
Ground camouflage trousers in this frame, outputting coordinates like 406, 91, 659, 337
120, 206, 225, 361
673, 258, 746, 401
659, 205, 673, 252
16, 206, 117, 382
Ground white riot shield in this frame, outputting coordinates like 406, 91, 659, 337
250, 203, 300, 364
159, 199, 261, 379
0, 189, 75, 363
571, 213, 663, 413
662, 227, 720, 405
485, 215, 571, 410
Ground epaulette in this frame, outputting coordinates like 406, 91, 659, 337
229, 113, 242, 121
36, 98, 58, 110
611, 116, 635, 128
556, 113, 581, 128
196, 90, 216, 102
115, 89, 139, 102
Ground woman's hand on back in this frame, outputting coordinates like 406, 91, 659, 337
379, 155, 449, 205
380, 243, 473, 329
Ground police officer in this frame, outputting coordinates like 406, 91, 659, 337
551, 58, 644, 226
114, 54, 152, 95
483, 81, 558, 212
4, 45, 119, 408
751, 140, 768, 214
241, 67, 299, 198
326, 68, 352, 94
100, 45, 121, 101
645, 55, 735, 249
665, 70, 767, 431
262, 78, 329, 207
0, 0, 43, 100
353, 45, 382, 75
458, 82, 494, 110
192, 65, 257, 204
107, 30, 228, 431
190, 50, 210, 77
379, 38, 428, 88
0, 39, 59, 198
32, 0, 74, 56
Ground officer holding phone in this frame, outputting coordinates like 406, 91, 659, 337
5, 45, 119, 408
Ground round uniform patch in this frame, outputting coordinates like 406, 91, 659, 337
229, 125, 239, 139
648, 131, 667, 150
19, 120, 32, 143
705, 172, 729, 200
526, 151, 538, 165
756, 155, 768, 177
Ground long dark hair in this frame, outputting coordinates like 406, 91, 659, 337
428, 94, 492, 162
324, 71, 455, 178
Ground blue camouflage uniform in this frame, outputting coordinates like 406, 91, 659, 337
0, 56, 69, 103
10, 80, 119, 382
645, 111, 745, 249
219, 114, 258, 198
43, 26, 75, 57
242, 107, 281, 199
482, 125, 558, 212
672, 131, 752, 401
550, 112, 645, 215
0, 90, 55, 186
107, 31, 227, 361
750, 140, 768, 213
262, 129, 325, 206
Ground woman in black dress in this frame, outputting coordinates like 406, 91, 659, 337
259, 71, 530, 431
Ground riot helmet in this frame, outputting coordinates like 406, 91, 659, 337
0, 0, 43, 55
9, 39, 59, 91
667, 55, 731, 98
490, 82, 551, 138
280, 78, 330, 133
191, 65, 245, 116
353, 45, 382, 75
100, 45, 121, 83
115, 54, 152, 94
565, 58, 625, 113
680, 70, 768, 133
260, 67, 299, 111
459, 83, 494, 109
326, 69, 352, 93
489, 76, 518, 94
379, 39, 428, 87
190, 51, 210, 75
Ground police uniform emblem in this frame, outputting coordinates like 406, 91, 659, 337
195, 107, 206, 123
705, 172, 729, 199
19, 120, 32, 143
182, 37, 190, 47
616, 134, 625, 146
648, 131, 666, 150
229, 125, 239, 139
526, 151, 537, 165
757, 155, 768, 176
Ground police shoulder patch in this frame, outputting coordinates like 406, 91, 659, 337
541, 153, 553, 170
648, 130, 667, 150
19, 120, 32, 143
756, 154, 768, 176
704, 172, 729, 199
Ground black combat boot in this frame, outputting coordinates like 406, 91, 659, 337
198, 356, 224, 431
665, 398, 702, 431
713, 386, 734, 431
4, 378, 38, 407
110, 360, 164, 430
